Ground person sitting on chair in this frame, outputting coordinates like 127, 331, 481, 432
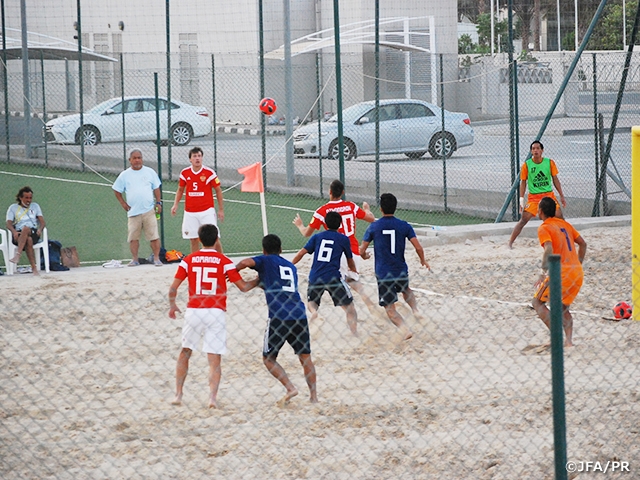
5, 186, 46, 275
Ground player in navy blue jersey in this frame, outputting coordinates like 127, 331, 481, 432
236, 234, 318, 405
360, 193, 430, 340
292, 211, 359, 336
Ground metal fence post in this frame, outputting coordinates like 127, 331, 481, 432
284, 0, 294, 187
315, 53, 324, 197
211, 54, 218, 172
165, 0, 172, 180
633, 126, 640, 321
120, 53, 126, 171
592, 53, 600, 217
76, 0, 84, 171
439, 53, 447, 212
333, 0, 345, 186
548, 253, 567, 480
508, 0, 517, 221
20, 0, 31, 159
40, 50, 47, 167
1, 0, 10, 163
259, 0, 267, 191
154, 72, 165, 250
374, 0, 380, 205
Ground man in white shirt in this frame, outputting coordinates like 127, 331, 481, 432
113, 149, 163, 266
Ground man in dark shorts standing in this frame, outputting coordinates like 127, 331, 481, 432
236, 234, 318, 406
292, 211, 359, 336
360, 193, 430, 340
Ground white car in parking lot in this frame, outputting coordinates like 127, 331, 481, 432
44, 96, 212, 146
293, 99, 474, 160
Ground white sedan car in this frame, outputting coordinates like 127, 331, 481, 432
294, 99, 474, 160
44, 96, 212, 146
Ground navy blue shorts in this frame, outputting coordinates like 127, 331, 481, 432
307, 279, 353, 307
263, 318, 311, 357
376, 276, 409, 307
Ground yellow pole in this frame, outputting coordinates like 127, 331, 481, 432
632, 126, 640, 320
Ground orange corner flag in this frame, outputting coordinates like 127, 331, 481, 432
237, 162, 264, 193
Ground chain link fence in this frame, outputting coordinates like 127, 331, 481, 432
1, 3, 637, 476
1, 224, 636, 478
1, 49, 635, 263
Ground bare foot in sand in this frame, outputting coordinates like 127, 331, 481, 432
400, 327, 413, 341
171, 393, 183, 406
277, 388, 298, 407
310, 395, 318, 404
208, 397, 218, 409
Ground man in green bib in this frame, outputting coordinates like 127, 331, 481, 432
508, 141, 566, 248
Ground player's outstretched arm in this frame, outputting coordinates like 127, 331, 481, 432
170, 186, 185, 216
409, 237, 430, 270
236, 258, 256, 271
234, 277, 259, 293
168, 278, 184, 318
293, 213, 315, 237
359, 240, 371, 260
361, 202, 376, 223
291, 248, 308, 265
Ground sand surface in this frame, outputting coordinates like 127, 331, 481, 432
1, 225, 637, 479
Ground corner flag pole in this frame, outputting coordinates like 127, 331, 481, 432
632, 126, 640, 320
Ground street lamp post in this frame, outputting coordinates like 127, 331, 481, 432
575, 0, 579, 50
557, 0, 562, 51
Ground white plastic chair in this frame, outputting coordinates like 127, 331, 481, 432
6, 227, 49, 275
0, 229, 9, 275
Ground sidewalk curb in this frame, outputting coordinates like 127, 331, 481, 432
215, 125, 285, 136
1, 111, 62, 120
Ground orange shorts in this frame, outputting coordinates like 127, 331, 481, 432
524, 192, 559, 216
534, 272, 583, 306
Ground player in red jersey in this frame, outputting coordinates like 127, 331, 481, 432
171, 146, 225, 253
293, 179, 376, 311
168, 224, 257, 408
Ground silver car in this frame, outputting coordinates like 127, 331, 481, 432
294, 99, 474, 160
44, 96, 212, 146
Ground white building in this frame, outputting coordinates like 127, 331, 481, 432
2, 0, 460, 123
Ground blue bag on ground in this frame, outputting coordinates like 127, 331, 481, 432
41, 240, 70, 271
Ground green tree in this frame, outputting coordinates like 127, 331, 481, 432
458, 0, 487, 23
476, 13, 509, 50
458, 34, 476, 54
588, 0, 639, 50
